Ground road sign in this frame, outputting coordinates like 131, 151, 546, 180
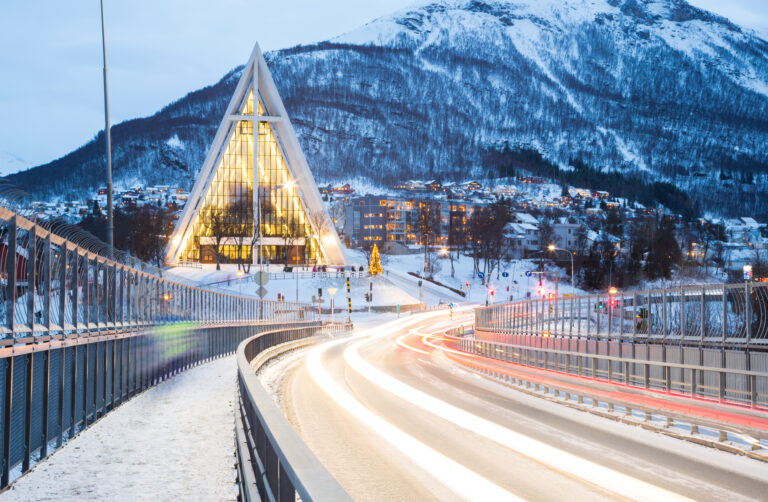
328, 287, 338, 297
254, 271, 269, 286
477, 272, 485, 279
744, 265, 753, 281
525, 271, 532, 277
256, 286, 268, 299
501, 272, 509, 278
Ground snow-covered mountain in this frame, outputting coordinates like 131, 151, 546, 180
6, 0, 768, 217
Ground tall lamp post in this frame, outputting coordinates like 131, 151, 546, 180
99, 0, 114, 259
547, 244, 574, 294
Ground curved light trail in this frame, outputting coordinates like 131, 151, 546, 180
342, 318, 692, 502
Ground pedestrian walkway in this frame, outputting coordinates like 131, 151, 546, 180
1, 357, 239, 501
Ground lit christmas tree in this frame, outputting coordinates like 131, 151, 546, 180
369, 243, 383, 275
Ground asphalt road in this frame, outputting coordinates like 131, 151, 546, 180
280, 311, 768, 501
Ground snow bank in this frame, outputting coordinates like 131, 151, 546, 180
4, 357, 238, 501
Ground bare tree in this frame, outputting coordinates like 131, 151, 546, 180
206, 205, 228, 271
417, 201, 441, 277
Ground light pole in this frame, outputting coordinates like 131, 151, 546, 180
99, 0, 114, 259
547, 244, 574, 294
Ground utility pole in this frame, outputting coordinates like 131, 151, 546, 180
100, 0, 114, 259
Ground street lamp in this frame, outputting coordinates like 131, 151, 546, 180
328, 287, 338, 325
547, 244, 575, 294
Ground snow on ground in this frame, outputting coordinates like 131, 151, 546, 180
165, 263, 420, 308
348, 249, 585, 305
3, 357, 238, 502
165, 247, 586, 309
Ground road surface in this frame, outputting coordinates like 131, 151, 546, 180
276, 310, 768, 501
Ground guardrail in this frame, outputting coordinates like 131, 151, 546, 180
476, 282, 768, 346
235, 324, 352, 502
0, 205, 319, 490
446, 331, 768, 409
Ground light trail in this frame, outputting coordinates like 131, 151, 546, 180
396, 332, 429, 355
306, 318, 522, 501
345, 322, 692, 502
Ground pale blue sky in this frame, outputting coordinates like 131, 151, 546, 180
0, 0, 765, 172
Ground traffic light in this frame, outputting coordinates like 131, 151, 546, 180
318, 288, 322, 298
609, 299, 617, 308
548, 293, 553, 300
597, 301, 604, 309
490, 288, 495, 296
537, 287, 543, 296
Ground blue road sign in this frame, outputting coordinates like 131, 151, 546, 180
501, 272, 509, 278
477, 272, 485, 279
525, 271, 532, 277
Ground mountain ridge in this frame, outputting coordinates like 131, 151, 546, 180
6, 0, 768, 217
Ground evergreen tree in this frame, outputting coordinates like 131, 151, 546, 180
369, 243, 383, 275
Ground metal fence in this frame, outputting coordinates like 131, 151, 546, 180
447, 332, 768, 410
0, 206, 319, 489
236, 324, 352, 502
476, 282, 768, 347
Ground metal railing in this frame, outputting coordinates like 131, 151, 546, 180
236, 324, 352, 502
476, 282, 768, 347
0, 204, 319, 489
447, 330, 768, 409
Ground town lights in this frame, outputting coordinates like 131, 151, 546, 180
547, 244, 556, 252
162, 293, 171, 301
608, 287, 618, 295
440, 248, 448, 256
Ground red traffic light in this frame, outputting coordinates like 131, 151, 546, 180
465, 281, 469, 287
490, 289, 495, 296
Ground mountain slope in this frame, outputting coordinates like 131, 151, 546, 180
7, 0, 768, 217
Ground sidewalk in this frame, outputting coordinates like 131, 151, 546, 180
1, 357, 239, 501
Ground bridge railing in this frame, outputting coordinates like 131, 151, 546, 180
476, 282, 768, 347
446, 332, 768, 410
0, 206, 318, 489
235, 324, 352, 502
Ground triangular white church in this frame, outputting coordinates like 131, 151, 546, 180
165, 43, 346, 266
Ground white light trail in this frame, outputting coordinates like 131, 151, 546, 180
345, 322, 693, 502
306, 315, 521, 501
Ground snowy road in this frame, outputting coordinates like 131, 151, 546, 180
283, 312, 768, 501
1, 357, 238, 502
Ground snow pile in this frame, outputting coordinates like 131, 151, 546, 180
4, 357, 238, 501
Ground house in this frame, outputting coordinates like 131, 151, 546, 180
552, 220, 581, 250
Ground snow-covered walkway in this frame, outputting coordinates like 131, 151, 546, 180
1, 357, 238, 501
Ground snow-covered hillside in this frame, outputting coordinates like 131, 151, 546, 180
7, 0, 768, 217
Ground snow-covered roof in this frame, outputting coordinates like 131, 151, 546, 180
515, 212, 539, 225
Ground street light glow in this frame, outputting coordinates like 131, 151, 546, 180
547, 244, 555, 251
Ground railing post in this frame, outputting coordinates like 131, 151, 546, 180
26, 225, 36, 331
2, 356, 14, 487
72, 250, 80, 331
700, 286, 705, 343
41, 349, 51, 458
679, 286, 685, 341
6, 216, 17, 334
22, 353, 33, 472
58, 246, 67, 330
745, 282, 752, 345
43, 234, 52, 332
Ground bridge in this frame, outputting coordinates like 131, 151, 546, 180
0, 204, 765, 500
